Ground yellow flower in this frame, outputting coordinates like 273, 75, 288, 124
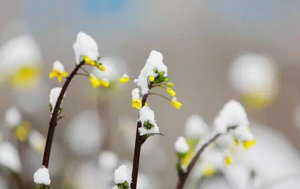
100, 79, 110, 87
243, 139, 256, 150
166, 87, 176, 97
149, 75, 155, 82
132, 99, 142, 109
171, 97, 182, 109
83, 56, 96, 66
203, 165, 215, 177
49, 69, 68, 83
49, 61, 68, 83
225, 156, 233, 165
119, 74, 130, 83
89, 74, 101, 88
14, 122, 31, 141
97, 64, 106, 72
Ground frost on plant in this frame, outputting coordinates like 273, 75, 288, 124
113, 165, 130, 189
33, 166, 51, 188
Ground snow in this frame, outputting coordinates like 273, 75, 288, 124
99, 150, 119, 171
131, 88, 140, 99
184, 114, 208, 138
174, 136, 189, 154
122, 74, 129, 78
73, 32, 99, 64
114, 165, 129, 184
214, 100, 249, 134
49, 87, 62, 112
53, 60, 65, 72
29, 130, 45, 152
233, 126, 254, 141
0, 142, 21, 173
4, 107, 21, 128
135, 50, 168, 94
33, 166, 51, 185
138, 106, 159, 136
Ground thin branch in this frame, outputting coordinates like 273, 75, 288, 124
80, 67, 90, 75
149, 92, 171, 101
76, 72, 89, 77
131, 84, 152, 189
42, 61, 85, 168
176, 126, 236, 189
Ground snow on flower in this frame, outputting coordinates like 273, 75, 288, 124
184, 114, 208, 138
214, 100, 249, 134
174, 136, 189, 154
0, 142, 21, 173
49, 60, 68, 83
4, 107, 22, 128
73, 32, 99, 64
135, 50, 168, 95
114, 165, 129, 184
138, 106, 159, 136
131, 88, 142, 110
33, 166, 51, 185
99, 150, 119, 171
49, 87, 62, 112
119, 74, 130, 83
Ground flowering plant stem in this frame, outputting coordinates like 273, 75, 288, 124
176, 133, 221, 189
42, 61, 84, 168
130, 93, 149, 189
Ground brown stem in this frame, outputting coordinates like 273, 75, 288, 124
176, 133, 221, 189
130, 92, 149, 189
42, 61, 85, 168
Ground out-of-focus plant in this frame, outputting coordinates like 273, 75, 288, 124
0, 35, 42, 90
113, 50, 182, 189
33, 31, 110, 189
229, 53, 279, 110
175, 100, 256, 189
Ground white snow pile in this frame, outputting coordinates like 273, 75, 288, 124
73, 32, 99, 64
131, 88, 140, 100
52, 60, 65, 72
49, 87, 63, 112
33, 166, 51, 185
114, 165, 129, 184
174, 136, 189, 154
135, 50, 168, 95
138, 106, 159, 136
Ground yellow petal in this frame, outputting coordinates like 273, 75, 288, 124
14, 122, 31, 142
49, 71, 57, 79
171, 98, 182, 109
83, 56, 96, 66
234, 138, 239, 146
167, 87, 176, 97
119, 77, 130, 83
243, 139, 256, 150
166, 82, 175, 87
225, 156, 233, 165
149, 75, 155, 82
132, 99, 142, 109
89, 74, 100, 88
100, 79, 110, 87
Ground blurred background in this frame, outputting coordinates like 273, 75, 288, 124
0, 0, 300, 188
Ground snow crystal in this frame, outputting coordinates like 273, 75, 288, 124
33, 166, 51, 185
135, 50, 168, 94
0, 142, 21, 172
214, 100, 249, 133
73, 32, 99, 64
49, 87, 62, 112
174, 136, 189, 154
233, 126, 254, 141
184, 114, 208, 138
53, 60, 65, 72
4, 107, 21, 128
131, 88, 140, 100
99, 150, 119, 171
114, 165, 129, 184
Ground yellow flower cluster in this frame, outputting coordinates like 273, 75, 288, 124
83, 56, 106, 71
89, 74, 110, 88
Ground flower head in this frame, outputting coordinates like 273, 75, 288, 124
33, 166, 51, 185
49, 61, 68, 83
138, 106, 159, 136
171, 97, 182, 109
174, 136, 189, 155
114, 165, 130, 189
73, 32, 99, 64
131, 88, 142, 109
119, 74, 130, 83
